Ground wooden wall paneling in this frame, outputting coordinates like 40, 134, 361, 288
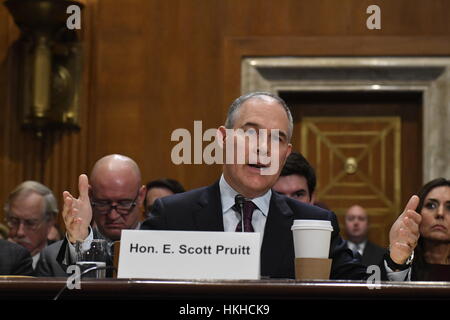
89, 0, 225, 191
0, 0, 95, 225
1, 0, 450, 224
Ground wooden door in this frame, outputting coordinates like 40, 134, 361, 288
283, 91, 422, 247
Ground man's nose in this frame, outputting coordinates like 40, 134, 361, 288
107, 207, 121, 219
16, 221, 27, 237
257, 131, 272, 159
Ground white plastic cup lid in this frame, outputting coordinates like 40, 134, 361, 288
291, 219, 333, 232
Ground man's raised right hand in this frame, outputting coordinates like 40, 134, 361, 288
62, 174, 92, 243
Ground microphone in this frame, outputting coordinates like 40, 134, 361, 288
234, 194, 246, 233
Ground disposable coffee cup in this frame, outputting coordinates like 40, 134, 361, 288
291, 219, 333, 280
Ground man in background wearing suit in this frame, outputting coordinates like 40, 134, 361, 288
344, 204, 387, 266
142, 92, 367, 279
272, 151, 316, 205
35, 154, 146, 276
144, 178, 185, 218
4, 181, 58, 269
0, 239, 33, 276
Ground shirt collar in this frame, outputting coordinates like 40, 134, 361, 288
347, 240, 367, 250
219, 174, 271, 217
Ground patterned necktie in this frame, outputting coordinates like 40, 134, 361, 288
235, 200, 257, 232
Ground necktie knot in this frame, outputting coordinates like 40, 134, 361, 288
235, 200, 256, 232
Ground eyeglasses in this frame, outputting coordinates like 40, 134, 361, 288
5, 216, 46, 231
91, 192, 139, 215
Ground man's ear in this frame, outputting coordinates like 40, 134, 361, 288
217, 126, 227, 148
286, 143, 292, 159
138, 185, 147, 206
281, 143, 292, 166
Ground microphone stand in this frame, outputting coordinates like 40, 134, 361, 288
235, 194, 246, 233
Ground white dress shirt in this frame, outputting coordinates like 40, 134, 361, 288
32, 252, 40, 269
347, 240, 366, 256
219, 175, 271, 243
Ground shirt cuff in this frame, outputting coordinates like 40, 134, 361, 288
384, 260, 411, 281
66, 227, 94, 262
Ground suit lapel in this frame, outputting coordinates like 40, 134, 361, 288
260, 192, 294, 277
192, 181, 224, 231
362, 241, 372, 259
190, 183, 295, 277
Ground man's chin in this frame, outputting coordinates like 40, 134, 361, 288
102, 226, 123, 241
240, 181, 273, 198
16, 241, 34, 253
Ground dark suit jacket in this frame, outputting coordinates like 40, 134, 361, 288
0, 239, 33, 276
36, 228, 114, 277
35, 239, 68, 277
361, 241, 387, 267
142, 181, 368, 280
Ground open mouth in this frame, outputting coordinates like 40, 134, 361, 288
248, 163, 266, 169
247, 160, 271, 169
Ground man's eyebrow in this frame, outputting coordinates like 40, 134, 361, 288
241, 122, 259, 129
241, 123, 288, 139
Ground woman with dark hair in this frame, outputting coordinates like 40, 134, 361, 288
411, 178, 450, 280
385, 178, 450, 281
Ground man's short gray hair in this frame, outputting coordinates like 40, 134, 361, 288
4, 181, 58, 221
224, 92, 294, 141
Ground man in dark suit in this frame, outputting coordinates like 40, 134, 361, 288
35, 154, 145, 277
142, 181, 366, 279
142, 92, 367, 279
0, 239, 33, 276
344, 205, 387, 267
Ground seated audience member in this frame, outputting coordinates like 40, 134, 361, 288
35, 154, 146, 277
0, 239, 33, 276
4, 181, 58, 269
0, 223, 9, 240
144, 178, 185, 217
385, 178, 450, 281
272, 151, 316, 204
344, 205, 386, 266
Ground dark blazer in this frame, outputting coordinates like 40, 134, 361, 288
142, 181, 368, 280
35, 239, 68, 277
0, 239, 33, 276
361, 241, 387, 267
36, 228, 114, 277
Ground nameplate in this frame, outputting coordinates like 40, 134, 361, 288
117, 230, 260, 280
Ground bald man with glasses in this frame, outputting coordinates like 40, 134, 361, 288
35, 154, 146, 277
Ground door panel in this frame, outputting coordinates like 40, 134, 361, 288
283, 91, 422, 247
301, 117, 400, 246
